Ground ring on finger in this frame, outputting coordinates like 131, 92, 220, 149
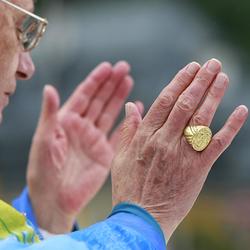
184, 125, 212, 152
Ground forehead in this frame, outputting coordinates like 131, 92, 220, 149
11, 0, 34, 12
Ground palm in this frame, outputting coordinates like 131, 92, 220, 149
53, 111, 114, 213
27, 62, 141, 232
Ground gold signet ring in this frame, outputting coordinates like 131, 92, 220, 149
184, 126, 212, 152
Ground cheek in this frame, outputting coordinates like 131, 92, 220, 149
0, 9, 19, 48
0, 12, 20, 82
0, 53, 18, 123
12, 0, 33, 11
0, 44, 19, 91
0, 54, 19, 85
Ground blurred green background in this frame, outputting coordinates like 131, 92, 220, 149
0, 0, 250, 249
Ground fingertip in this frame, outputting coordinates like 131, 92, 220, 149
239, 105, 248, 112
209, 58, 222, 69
43, 84, 53, 95
214, 72, 229, 89
121, 102, 141, 150
218, 72, 229, 82
42, 84, 60, 116
192, 61, 201, 67
43, 84, 58, 98
210, 58, 222, 66
43, 84, 54, 102
91, 62, 112, 80
187, 61, 201, 69
125, 102, 136, 117
134, 101, 144, 115
124, 75, 134, 87
203, 58, 222, 73
235, 105, 249, 120
100, 61, 112, 70
217, 72, 229, 82
185, 61, 201, 75
115, 60, 131, 73
98, 62, 113, 75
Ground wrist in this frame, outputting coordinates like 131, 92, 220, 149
36, 209, 75, 234
109, 202, 167, 249
143, 206, 177, 239
30, 194, 75, 234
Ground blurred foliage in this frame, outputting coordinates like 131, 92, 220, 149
188, 0, 250, 66
36, 0, 250, 69
172, 195, 250, 249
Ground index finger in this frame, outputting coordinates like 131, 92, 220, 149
142, 62, 200, 133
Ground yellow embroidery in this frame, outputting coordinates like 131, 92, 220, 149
0, 200, 39, 243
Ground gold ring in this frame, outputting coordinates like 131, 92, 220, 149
184, 125, 212, 152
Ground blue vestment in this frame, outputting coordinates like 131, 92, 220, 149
0, 187, 168, 249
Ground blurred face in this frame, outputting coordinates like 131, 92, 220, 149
0, 0, 35, 122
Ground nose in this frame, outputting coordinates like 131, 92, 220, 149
16, 52, 35, 80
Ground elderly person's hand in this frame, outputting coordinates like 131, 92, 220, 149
112, 59, 248, 239
27, 61, 143, 233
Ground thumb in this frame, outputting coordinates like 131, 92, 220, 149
38, 85, 60, 125
134, 101, 144, 116
119, 102, 142, 151
109, 101, 144, 151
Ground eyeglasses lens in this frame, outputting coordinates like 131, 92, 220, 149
19, 16, 46, 51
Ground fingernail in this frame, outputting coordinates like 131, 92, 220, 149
117, 61, 131, 72
214, 73, 228, 88
186, 62, 200, 75
100, 61, 112, 67
125, 102, 133, 117
43, 85, 49, 95
205, 59, 221, 74
235, 105, 248, 119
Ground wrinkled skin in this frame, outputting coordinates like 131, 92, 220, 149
1, 0, 144, 234
112, 59, 248, 239
27, 61, 143, 233
0, 0, 35, 121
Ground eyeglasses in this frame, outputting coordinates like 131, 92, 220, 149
0, 0, 48, 52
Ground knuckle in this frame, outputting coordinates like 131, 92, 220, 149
177, 94, 195, 112
158, 93, 174, 109
156, 132, 172, 148
195, 74, 210, 85
175, 71, 192, 86
213, 136, 228, 150
227, 123, 238, 134
207, 90, 219, 99
208, 86, 222, 99
154, 137, 165, 151
136, 141, 156, 164
192, 114, 207, 125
